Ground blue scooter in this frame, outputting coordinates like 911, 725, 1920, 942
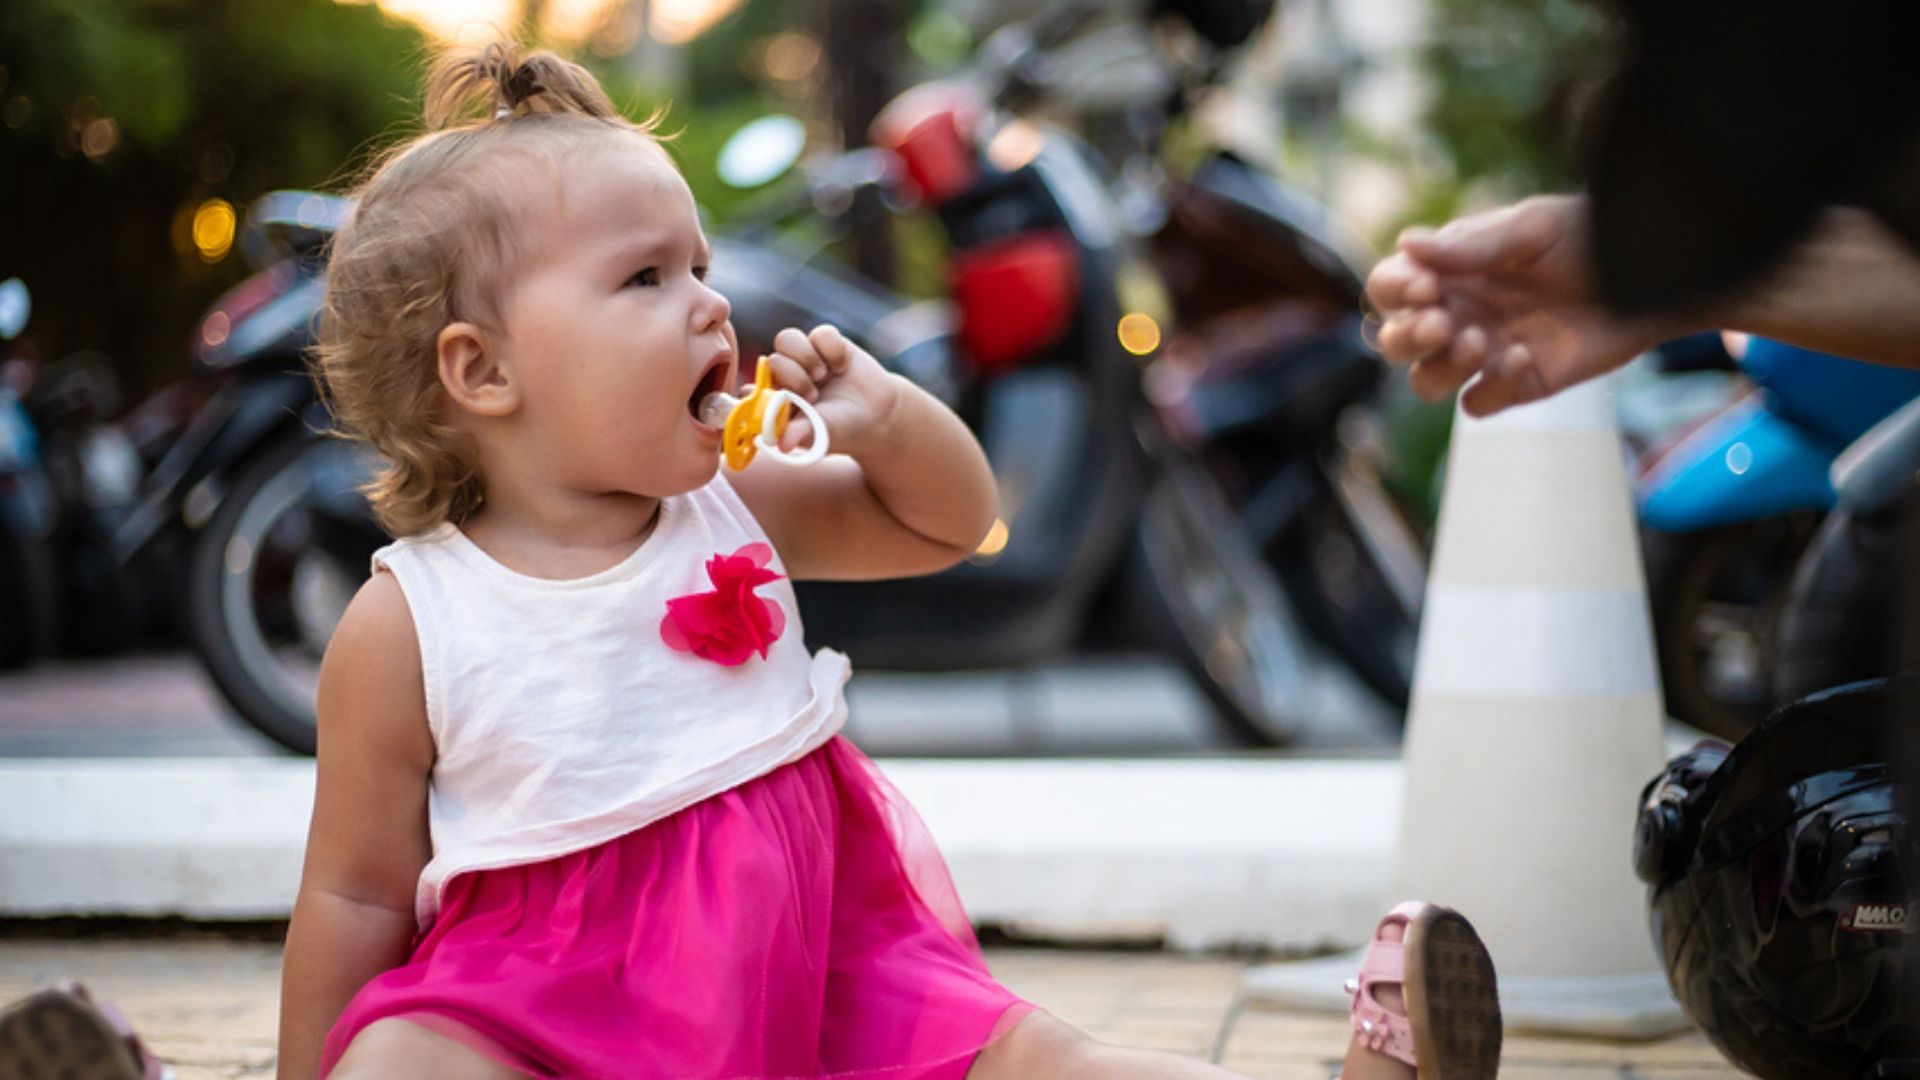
1636, 335, 1920, 739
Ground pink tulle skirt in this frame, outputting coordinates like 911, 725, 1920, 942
319, 737, 1032, 1079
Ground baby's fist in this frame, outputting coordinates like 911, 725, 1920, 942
764, 324, 902, 458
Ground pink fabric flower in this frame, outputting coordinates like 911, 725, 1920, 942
660, 543, 787, 666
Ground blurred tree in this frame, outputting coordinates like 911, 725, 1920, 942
1414, 0, 1614, 220
0, 0, 808, 400
0, 0, 429, 397
820, 0, 900, 284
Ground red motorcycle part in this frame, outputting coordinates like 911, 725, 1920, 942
949, 230, 1079, 372
870, 83, 984, 207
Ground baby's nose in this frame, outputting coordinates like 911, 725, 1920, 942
694, 282, 731, 331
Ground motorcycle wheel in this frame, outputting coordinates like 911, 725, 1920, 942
187, 430, 378, 754
1643, 515, 1819, 741
1772, 508, 1901, 707
1271, 493, 1418, 711
1131, 456, 1310, 746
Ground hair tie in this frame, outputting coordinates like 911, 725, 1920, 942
494, 106, 512, 119
505, 63, 540, 105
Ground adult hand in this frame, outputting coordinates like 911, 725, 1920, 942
1366, 194, 1690, 416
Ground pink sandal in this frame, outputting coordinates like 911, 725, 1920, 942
1343, 901, 1502, 1079
0, 983, 172, 1080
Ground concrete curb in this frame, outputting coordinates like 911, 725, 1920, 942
0, 757, 1399, 950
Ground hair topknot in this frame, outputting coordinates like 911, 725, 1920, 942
425, 40, 620, 129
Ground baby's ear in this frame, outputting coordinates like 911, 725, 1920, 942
437, 322, 518, 418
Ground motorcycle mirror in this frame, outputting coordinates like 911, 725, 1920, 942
0, 278, 29, 341
718, 115, 807, 189
1041, 21, 1173, 112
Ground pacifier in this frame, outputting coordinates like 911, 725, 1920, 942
699, 355, 830, 471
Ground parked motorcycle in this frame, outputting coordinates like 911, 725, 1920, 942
18, 351, 166, 656
1136, 134, 1425, 713
1635, 335, 1920, 739
1770, 392, 1920, 706
1011, 0, 1428, 709
697, 5, 1329, 746
1017, 0, 1427, 706
109, 191, 371, 753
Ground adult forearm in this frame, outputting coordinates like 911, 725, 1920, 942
1715, 207, 1920, 367
277, 888, 417, 1080
852, 375, 998, 553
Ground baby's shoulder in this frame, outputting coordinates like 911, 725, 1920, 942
337, 569, 417, 651
316, 570, 432, 762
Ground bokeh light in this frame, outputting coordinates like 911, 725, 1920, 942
201, 310, 232, 349
1117, 313, 1161, 357
761, 32, 822, 84
354, 0, 744, 47
986, 121, 1044, 174
81, 117, 118, 161
192, 199, 238, 263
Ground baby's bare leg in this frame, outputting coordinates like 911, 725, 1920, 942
970, 1006, 1413, 1078
967, 1010, 1247, 1079
328, 1017, 527, 1080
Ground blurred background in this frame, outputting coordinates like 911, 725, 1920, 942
0, 0, 1695, 761
0, 0, 1605, 396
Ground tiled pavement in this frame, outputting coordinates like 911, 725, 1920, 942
0, 937, 1746, 1078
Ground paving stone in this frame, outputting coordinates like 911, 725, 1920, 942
0, 938, 1754, 1077
1504, 1031, 1735, 1067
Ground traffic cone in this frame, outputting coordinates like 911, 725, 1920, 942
1241, 378, 1689, 1036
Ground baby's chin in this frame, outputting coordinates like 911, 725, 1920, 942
623, 453, 722, 500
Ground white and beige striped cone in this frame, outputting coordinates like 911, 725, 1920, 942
1242, 379, 1689, 1036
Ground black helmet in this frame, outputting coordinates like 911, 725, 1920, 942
1633, 679, 1919, 1079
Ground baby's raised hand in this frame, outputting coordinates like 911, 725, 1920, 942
759, 325, 902, 458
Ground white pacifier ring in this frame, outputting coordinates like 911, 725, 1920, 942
756, 389, 830, 466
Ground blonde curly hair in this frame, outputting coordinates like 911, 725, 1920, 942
313, 41, 664, 537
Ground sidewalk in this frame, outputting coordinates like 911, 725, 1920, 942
0, 936, 1747, 1078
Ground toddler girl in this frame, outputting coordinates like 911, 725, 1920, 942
275, 41, 1501, 1080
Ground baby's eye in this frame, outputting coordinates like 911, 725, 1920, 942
627, 267, 660, 288
693, 265, 709, 282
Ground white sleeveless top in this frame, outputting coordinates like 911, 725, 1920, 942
370, 475, 851, 929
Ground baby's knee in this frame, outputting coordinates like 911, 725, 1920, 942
330, 1017, 520, 1080
967, 1010, 1101, 1078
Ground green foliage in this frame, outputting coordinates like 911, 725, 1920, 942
653, 96, 797, 225
0, 0, 811, 397
0, 0, 425, 395
1409, 0, 1615, 222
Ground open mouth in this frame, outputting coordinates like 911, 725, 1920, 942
688, 354, 735, 427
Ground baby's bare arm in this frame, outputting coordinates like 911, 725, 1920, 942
730, 326, 998, 582
277, 572, 435, 1080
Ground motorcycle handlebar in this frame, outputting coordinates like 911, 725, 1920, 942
1833, 393, 1920, 514
240, 191, 353, 270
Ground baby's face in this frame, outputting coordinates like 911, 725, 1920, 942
490, 134, 738, 499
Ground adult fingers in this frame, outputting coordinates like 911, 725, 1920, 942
1397, 196, 1569, 275
1365, 252, 1441, 314
1375, 306, 1454, 365
1458, 344, 1549, 417
1407, 323, 1489, 401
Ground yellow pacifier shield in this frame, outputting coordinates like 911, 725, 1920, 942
722, 356, 794, 471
